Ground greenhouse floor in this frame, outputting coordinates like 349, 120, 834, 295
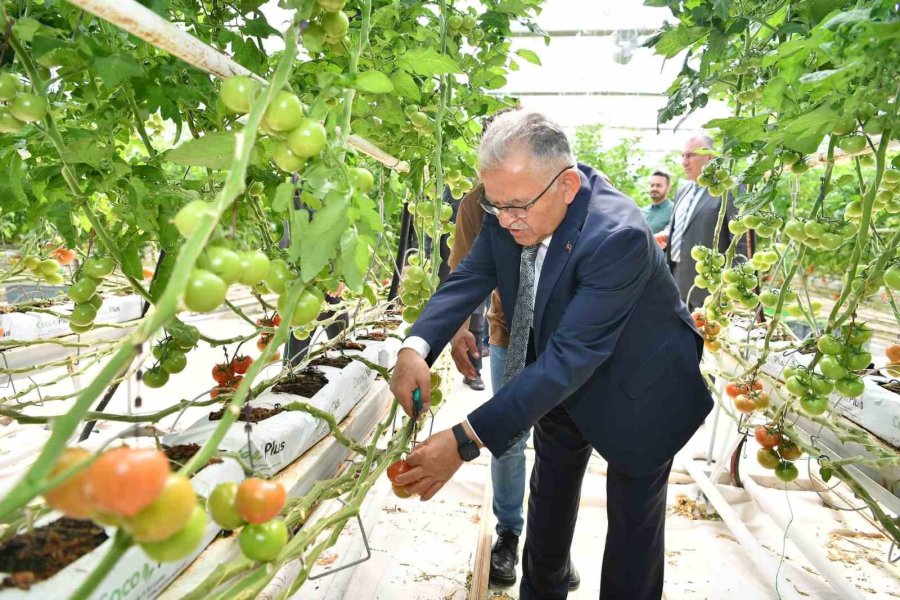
296, 356, 900, 600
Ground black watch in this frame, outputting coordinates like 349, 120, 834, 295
452, 423, 480, 462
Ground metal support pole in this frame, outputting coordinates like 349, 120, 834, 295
388, 204, 412, 300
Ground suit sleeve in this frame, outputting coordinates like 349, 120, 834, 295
467, 226, 652, 457
408, 217, 498, 365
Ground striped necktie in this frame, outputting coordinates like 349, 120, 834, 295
670, 184, 701, 263
504, 245, 539, 383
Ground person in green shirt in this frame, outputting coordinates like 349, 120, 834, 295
641, 170, 673, 234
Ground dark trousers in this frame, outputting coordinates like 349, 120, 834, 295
520, 405, 673, 600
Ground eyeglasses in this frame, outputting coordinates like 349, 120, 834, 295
478, 165, 575, 217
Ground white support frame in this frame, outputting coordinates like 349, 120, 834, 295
65, 0, 410, 172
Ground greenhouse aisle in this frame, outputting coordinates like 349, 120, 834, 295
296, 356, 900, 600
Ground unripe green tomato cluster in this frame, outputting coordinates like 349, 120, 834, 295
447, 12, 482, 45
206, 481, 289, 563
219, 77, 328, 174
402, 103, 437, 137
143, 328, 199, 389
788, 323, 872, 404
67, 257, 117, 333
748, 249, 778, 272
690, 245, 726, 291
399, 253, 432, 323
0, 72, 48, 134
783, 217, 858, 251
696, 162, 735, 197
731, 213, 782, 238
721, 262, 760, 310
24, 255, 65, 286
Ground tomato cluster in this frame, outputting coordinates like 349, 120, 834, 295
692, 310, 722, 352
300, 0, 352, 53
256, 314, 282, 355
0, 72, 47, 133
144, 330, 198, 389
696, 161, 736, 197
43, 446, 208, 562
690, 246, 725, 293
210, 354, 253, 397
726, 378, 769, 415
754, 425, 803, 483
398, 252, 435, 324
208, 479, 288, 562
66, 256, 117, 333
721, 262, 762, 311
386, 459, 417, 499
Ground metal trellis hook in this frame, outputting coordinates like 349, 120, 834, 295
306, 497, 373, 580
888, 540, 900, 564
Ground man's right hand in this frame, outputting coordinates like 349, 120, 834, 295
450, 328, 480, 380
391, 348, 432, 418
654, 232, 668, 250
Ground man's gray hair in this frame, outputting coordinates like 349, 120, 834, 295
479, 110, 575, 173
688, 134, 715, 149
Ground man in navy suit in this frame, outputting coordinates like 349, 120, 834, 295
391, 111, 712, 599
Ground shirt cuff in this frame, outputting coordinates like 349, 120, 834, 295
400, 336, 431, 359
465, 416, 485, 447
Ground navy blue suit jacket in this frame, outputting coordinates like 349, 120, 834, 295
410, 165, 713, 477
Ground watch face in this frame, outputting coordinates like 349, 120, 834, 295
460, 443, 480, 462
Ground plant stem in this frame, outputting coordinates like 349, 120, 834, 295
70, 530, 133, 600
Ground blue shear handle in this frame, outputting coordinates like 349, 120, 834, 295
412, 388, 422, 419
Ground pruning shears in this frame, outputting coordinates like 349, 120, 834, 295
406, 388, 422, 447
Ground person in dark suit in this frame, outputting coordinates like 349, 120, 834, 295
661, 135, 751, 310
390, 111, 713, 600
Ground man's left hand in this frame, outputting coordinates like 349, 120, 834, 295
395, 429, 464, 501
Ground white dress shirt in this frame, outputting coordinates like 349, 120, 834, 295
400, 235, 553, 444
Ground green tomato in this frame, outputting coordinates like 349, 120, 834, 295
835, 376, 865, 398
755, 224, 776, 238
757, 448, 780, 469
349, 167, 374, 193
69, 321, 93, 334
239, 250, 271, 286
321, 10, 350, 40
809, 375, 834, 396
9, 93, 47, 123
83, 257, 116, 279
818, 355, 847, 380
783, 219, 807, 241
200, 247, 243, 285
799, 395, 828, 416
844, 200, 863, 219
86, 294, 103, 311
759, 290, 778, 308
69, 303, 97, 327
816, 334, 843, 356
272, 142, 307, 172
785, 375, 810, 397
402, 305, 422, 323
239, 519, 288, 562
780, 150, 801, 166
68, 278, 98, 303
831, 116, 857, 136
287, 118, 327, 157
140, 506, 207, 562
263, 91, 304, 133
842, 349, 872, 371
143, 366, 170, 388
803, 221, 826, 239
40, 258, 62, 276
279, 287, 324, 326
884, 266, 900, 290
0, 72, 20, 101
174, 200, 213, 238
161, 351, 187, 374
790, 161, 809, 175
265, 259, 293, 294
0, 108, 24, 133
774, 461, 799, 483
406, 265, 426, 283
842, 323, 873, 345
728, 220, 748, 235
221, 76, 261, 114
741, 214, 761, 229
207, 482, 247, 530
184, 269, 227, 313
838, 135, 867, 155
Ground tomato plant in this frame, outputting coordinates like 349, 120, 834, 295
43, 447, 95, 519
235, 478, 286, 524
124, 474, 196, 542
84, 447, 170, 517
207, 482, 247, 530
238, 519, 288, 563
140, 506, 208, 563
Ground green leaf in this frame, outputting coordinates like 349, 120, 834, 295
397, 49, 462, 75
165, 132, 237, 170
120, 241, 144, 281
298, 192, 350, 282
272, 180, 295, 213
60, 139, 109, 169
780, 103, 837, 154
515, 49, 541, 65
94, 54, 145, 87
48, 202, 77, 248
12, 18, 42, 42
651, 24, 708, 58
355, 70, 395, 94
363, 282, 377, 306
389, 72, 420, 101
338, 227, 367, 292
819, 466, 833, 482
703, 114, 770, 143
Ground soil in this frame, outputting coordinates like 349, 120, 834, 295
0, 518, 108, 590
272, 367, 330, 397
359, 332, 387, 341
375, 319, 401, 330
334, 340, 366, 351
163, 443, 223, 469
209, 405, 284, 423
880, 380, 900, 394
310, 355, 354, 368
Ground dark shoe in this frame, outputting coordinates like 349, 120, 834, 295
568, 559, 580, 590
464, 376, 485, 391
489, 530, 519, 586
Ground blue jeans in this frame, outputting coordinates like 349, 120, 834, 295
489, 344, 529, 536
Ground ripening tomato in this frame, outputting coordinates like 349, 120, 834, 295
52, 248, 77, 265
256, 337, 270, 352
208, 482, 247, 530
235, 478, 286, 524
386, 460, 412, 484
392, 485, 414, 499
757, 448, 780, 469
84, 447, 170, 517
232, 355, 253, 375
754, 425, 782, 449
733, 394, 757, 415
779, 441, 803, 461
43, 447, 95, 519
140, 505, 207, 562
212, 363, 233, 385
725, 382, 744, 398
886, 344, 900, 363
124, 474, 196, 542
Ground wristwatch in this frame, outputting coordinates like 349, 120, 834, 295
452, 423, 480, 462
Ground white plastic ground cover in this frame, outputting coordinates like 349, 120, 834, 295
162, 354, 377, 475
0, 457, 244, 600
0, 295, 143, 345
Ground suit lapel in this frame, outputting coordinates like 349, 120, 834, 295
533, 171, 591, 342
679, 185, 708, 236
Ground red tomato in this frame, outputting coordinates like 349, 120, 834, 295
272, 314, 282, 327
227, 375, 244, 390
236, 478, 286, 524
886, 344, 900, 363
44, 447, 95, 519
733, 394, 757, 415
392, 485, 414, 498
52, 248, 77, 266
779, 441, 803, 461
754, 425, 782, 449
84, 447, 170, 517
725, 382, 744, 398
232, 355, 253, 374
386, 460, 412, 484
212, 363, 233, 385
691, 311, 706, 328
